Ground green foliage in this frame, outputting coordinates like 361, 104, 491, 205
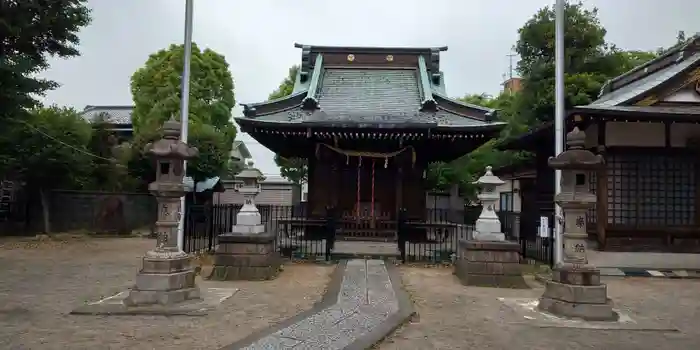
1, 106, 94, 190
268, 65, 308, 184
0, 0, 92, 188
268, 65, 299, 101
0, 0, 91, 121
128, 43, 237, 186
130, 43, 236, 137
187, 123, 231, 183
274, 155, 308, 185
513, 1, 658, 123
85, 113, 125, 191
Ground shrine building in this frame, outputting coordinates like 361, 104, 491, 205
236, 44, 504, 240
497, 35, 700, 252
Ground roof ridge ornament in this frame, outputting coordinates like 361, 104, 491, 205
417, 56, 437, 111
429, 48, 442, 84
299, 45, 312, 83
302, 54, 323, 110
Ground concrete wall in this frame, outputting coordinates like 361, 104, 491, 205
495, 180, 522, 212
215, 180, 295, 206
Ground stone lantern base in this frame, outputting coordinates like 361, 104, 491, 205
209, 231, 282, 281
455, 240, 528, 289
538, 265, 618, 321
124, 252, 200, 306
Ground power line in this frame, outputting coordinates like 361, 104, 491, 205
10, 118, 285, 174
10, 118, 116, 162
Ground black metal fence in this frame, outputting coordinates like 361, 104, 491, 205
184, 204, 555, 266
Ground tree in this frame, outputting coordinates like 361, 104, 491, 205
268, 65, 309, 185
127, 43, 237, 185
268, 65, 299, 101
424, 92, 530, 195
0, 0, 91, 119
274, 155, 308, 185
85, 113, 129, 191
513, 1, 657, 124
0, 0, 92, 178
1, 106, 94, 232
130, 43, 237, 139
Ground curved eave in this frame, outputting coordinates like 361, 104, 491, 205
432, 122, 505, 133
236, 115, 505, 134
432, 92, 494, 114
240, 91, 308, 117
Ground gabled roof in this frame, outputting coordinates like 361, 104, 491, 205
237, 44, 503, 131
81, 105, 133, 125
592, 34, 700, 107
498, 35, 700, 151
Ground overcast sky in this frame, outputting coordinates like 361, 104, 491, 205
41, 0, 700, 176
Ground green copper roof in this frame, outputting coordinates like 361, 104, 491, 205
317, 69, 421, 115
238, 45, 503, 131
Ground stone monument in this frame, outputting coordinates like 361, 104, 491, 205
123, 117, 201, 307
454, 166, 527, 288
537, 126, 617, 321
209, 161, 282, 281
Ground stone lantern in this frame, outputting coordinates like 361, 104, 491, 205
454, 166, 527, 288
473, 166, 506, 241
538, 126, 616, 321
210, 161, 282, 281
125, 117, 201, 307
231, 160, 266, 232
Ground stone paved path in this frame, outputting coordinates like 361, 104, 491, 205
225, 259, 414, 350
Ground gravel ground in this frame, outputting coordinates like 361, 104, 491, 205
0, 236, 333, 350
379, 266, 700, 350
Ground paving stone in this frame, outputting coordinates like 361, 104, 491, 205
233, 259, 413, 350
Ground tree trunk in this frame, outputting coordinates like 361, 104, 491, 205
39, 188, 51, 233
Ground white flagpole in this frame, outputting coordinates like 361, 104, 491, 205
554, 0, 566, 265
177, 0, 194, 252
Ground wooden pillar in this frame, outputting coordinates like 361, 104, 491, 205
395, 166, 403, 216
596, 120, 608, 250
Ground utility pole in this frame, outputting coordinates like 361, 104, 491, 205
506, 53, 517, 81
503, 52, 518, 94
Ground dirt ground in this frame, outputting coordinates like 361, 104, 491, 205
0, 236, 333, 350
379, 267, 700, 350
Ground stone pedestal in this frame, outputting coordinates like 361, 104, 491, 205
539, 266, 617, 321
455, 240, 528, 288
210, 232, 281, 281
125, 251, 200, 306
209, 161, 281, 281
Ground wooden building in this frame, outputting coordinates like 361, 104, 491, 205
236, 44, 504, 240
498, 36, 700, 252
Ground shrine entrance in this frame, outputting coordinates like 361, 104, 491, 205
312, 143, 417, 241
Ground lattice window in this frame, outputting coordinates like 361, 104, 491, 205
607, 150, 696, 227
587, 171, 597, 228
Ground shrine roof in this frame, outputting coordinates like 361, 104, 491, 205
237, 44, 503, 131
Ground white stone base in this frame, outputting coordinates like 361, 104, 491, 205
236, 211, 261, 226
231, 224, 266, 235
473, 232, 506, 242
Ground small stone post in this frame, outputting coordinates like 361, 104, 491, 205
538, 126, 617, 321
454, 166, 527, 288
210, 161, 282, 281
125, 117, 201, 306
